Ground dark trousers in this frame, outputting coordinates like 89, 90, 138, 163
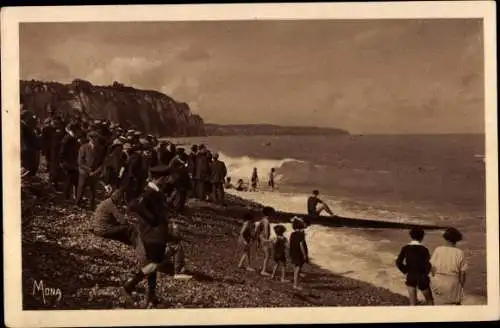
194, 179, 206, 200
63, 168, 79, 200
172, 188, 188, 213
94, 224, 136, 246
21, 149, 39, 176
75, 172, 97, 209
212, 182, 225, 204
124, 181, 143, 204
48, 157, 61, 187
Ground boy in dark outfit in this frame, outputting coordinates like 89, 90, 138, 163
289, 217, 309, 290
395, 228, 434, 305
121, 166, 173, 308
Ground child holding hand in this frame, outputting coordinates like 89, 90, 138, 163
270, 224, 289, 283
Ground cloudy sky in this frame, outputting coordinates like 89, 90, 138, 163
19, 19, 484, 134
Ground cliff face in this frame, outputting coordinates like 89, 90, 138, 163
204, 124, 349, 136
20, 79, 206, 137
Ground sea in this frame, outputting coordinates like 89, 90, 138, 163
173, 134, 487, 305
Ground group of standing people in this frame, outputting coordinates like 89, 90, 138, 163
237, 206, 310, 290
396, 227, 468, 305
20, 106, 232, 308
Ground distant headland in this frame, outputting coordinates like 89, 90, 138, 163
204, 123, 350, 136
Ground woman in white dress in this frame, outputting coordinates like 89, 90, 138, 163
430, 228, 467, 305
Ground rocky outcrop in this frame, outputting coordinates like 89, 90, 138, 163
204, 124, 349, 136
20, 79, 206, 137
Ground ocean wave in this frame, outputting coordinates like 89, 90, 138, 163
218, 152, 305, 182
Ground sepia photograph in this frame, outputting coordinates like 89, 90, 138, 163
2, 2, 499, 327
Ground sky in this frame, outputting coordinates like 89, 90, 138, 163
19, 19, 484, 134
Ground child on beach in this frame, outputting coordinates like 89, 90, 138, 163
395, 228, 434, 305
289, 217, 309, 290
270, 224, 289, 282
237, 212, 255, 271
255, 206, 275, 276
251, 168, 259, 191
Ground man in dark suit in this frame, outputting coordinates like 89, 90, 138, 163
59, 122, 82, 200
75, 131, 104, 209
210, 152, 227, 204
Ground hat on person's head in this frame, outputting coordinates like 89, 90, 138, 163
291, 216, 306, 229
134, 131, 142, 137
191, 144, 198, 152
123, 143, 132, 151
88, 131, 100, 140
112, 138, 124, 146
139, 138, 151, 149
443, 227, 463, 243
94, 120, 101, 125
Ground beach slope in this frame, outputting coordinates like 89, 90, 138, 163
21, 180, 408, 309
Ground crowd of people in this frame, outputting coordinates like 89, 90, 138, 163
20, 106, 233, 308
20, 106, 468, 307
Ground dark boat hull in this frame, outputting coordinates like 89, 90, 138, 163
190, 199, 447, 230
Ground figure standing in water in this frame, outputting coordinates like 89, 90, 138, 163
251, 167, 259, 191
306, 190, 335, 224
395, 228, 434, 306
430, 227, 467, 305
268, 168, 276, 191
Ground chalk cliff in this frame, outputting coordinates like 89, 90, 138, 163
20, 79, 205, 137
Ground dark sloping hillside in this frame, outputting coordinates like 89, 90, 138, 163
20, 79, 205, 137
